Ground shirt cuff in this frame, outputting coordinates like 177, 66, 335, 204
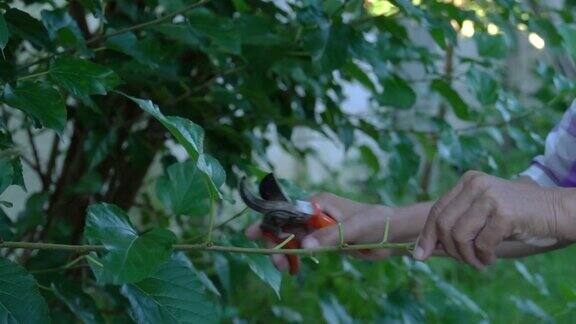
520, 163, 559, 187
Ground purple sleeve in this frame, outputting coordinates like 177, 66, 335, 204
520, 100, 576, 187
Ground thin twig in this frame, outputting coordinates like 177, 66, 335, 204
337, 223, 346, 247
273, 234, 295, 250
26, 128, 42, 174
86, 0, 211, 45
381, 217, 391, 244
0, 241, 416, 255
184, 207, 249, 243
204, 200, 216, 245
45, 134, 60, 186
30, 255, 86, 274
168, 66, 245, 106
17, 71, 49, 82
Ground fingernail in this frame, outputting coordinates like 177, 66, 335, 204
302, 237, 319, 249
413, 246, 424, 260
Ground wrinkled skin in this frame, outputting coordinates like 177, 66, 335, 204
415, 171, 576, 269
247, 172, 576, 272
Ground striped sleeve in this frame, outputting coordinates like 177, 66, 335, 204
521, 100, 576, 187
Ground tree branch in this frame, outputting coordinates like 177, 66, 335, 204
0, 241, 415, 255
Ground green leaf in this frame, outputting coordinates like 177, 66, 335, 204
0, 13, 10, 51
41, 9, 88, 52
162, 116, 204, 159
379, 75, 416, 109
238, 15, 289, 46
4, 8, 51, 49
475, 33, 507, 59
0, 257, 50, 323
559, 25, 576, 61
122, 94, 226, 199
52, 282, 104, 324
156, 160, 210, 216
187, 9, 241, 55
49, 57, 122, 103
0, 133, 24, 195
84, 203, 176, 284
233, 238, 281, 298
106, 31, 158, 68
0, 208, 13, 241
121, 254, 220, 324
15, 193, 48, 236
196, 154, 226, 189
341, 62, 377, 93
468, 69, 498, 106
304, 21, 352, 72
3, 82, 67, 134
320, 295, 353, 324
431, 79, 470, 120
358, 145, 380, 174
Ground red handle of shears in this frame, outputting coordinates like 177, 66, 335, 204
265, 202, 337, 275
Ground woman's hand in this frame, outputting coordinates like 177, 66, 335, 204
245, 193, 415, 272
414, 171, 576, 269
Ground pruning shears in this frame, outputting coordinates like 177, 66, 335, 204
239, 173, 337, 275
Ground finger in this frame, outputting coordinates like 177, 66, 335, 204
451, 198, 492, 269
301, 217, 362, 249
474, 217, 507, 266
245, 222, 263, 240
435, 186, 482, 262
264, 237, 289, 272
416, 171, 486, 260
349, 249, 394, 261
311, 193, 367, 220
313, 202, 345, 222
416, 180, 466, 260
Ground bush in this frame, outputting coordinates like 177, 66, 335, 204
0, 0, 575, 322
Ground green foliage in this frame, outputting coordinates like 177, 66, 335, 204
3, 83, 66, 133
0, 258, 49, 323
0, 0, 575, 322
156, 160, 210, 216
85, 203, 176, 284
49, 57, 121, 105
121, 254, 220, 324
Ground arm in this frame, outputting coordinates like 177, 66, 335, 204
414, 99, 576, 268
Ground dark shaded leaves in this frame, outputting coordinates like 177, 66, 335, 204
431, 79, 470, 119
4, 8, 51, 49
0, 258, 50, 323
49, 57, 122, 103
156, 160, 210, 216
121, 254, 220, 324
52, 282, 104, 324
3, 83, 67, 133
